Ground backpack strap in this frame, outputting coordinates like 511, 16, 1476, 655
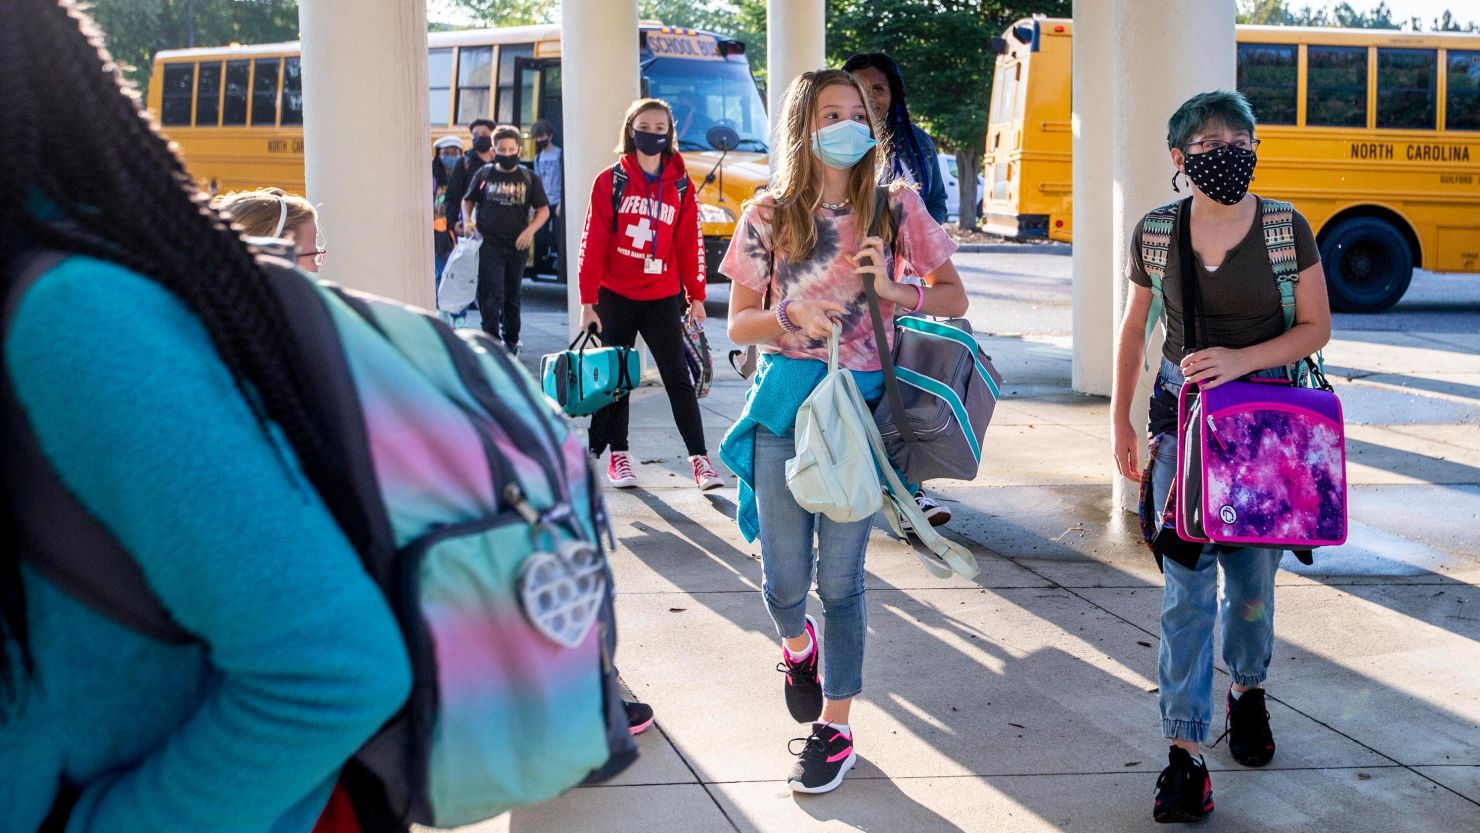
1257, 198, 1325, 386
608, 163, 628, 233
1139, 200, 1181, 369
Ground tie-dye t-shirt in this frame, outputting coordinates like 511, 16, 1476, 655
719, 185, 957, 371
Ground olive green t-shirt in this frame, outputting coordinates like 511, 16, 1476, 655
1128, 197, 1320, 363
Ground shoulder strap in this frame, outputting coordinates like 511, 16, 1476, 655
1259, 199, 1299, 331
676, 175, 689, 202
861, 186, 917, 447
609, 163, 628, 233
2, 247, 192, 644
1139, 200, 1181, 369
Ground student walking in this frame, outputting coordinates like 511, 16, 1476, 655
1111, 90, 1331, 823
531, 119, 565, 279
842, 53, 949, 225
433, 135, 464, 283
0, 2, 411, 831
718, 69, 967, 794
448, 118, 496, 235
576, 98, 722, 491
461, 124, 549, 355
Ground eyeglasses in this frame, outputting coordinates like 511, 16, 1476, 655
1183, 139, 1260, 153
297, 249, 327, 268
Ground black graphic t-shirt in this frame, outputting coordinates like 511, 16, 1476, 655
465, 163, 549, 244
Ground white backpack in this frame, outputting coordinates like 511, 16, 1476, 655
786, 324, 884, 523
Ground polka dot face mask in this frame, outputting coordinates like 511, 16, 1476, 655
1181, 145, 1256, 205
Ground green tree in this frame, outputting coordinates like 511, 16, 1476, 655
89, 0, 299, 92
828, 1, 1067, 229
443, 0, 556, 25
1238, 0, 1477, 30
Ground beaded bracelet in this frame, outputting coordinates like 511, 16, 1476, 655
777, 298, 802, 334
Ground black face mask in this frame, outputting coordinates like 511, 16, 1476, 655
632, 129, 669, 156
471, 135, 493, 153
535, 137, 551, 149
494, 153, 520, 171
1181, 145, 1256, 206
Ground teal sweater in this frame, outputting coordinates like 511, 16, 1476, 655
0, 255, 412, 833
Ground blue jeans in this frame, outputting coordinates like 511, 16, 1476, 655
753, 429, 872, 700
1151, 358, 1284, 742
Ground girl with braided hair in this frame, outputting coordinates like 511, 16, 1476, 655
841, 52, 949, 224
0, 2, 411, 831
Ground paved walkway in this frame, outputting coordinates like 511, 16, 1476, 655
442, 259, 1480, 833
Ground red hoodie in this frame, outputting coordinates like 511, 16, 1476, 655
577, 152, 705, 305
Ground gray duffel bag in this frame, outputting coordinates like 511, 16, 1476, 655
860, 200, 1003, 483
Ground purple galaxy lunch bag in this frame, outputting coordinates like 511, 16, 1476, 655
1175, 376, 1348, 549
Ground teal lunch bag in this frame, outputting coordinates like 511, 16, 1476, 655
541, 326, 641, 417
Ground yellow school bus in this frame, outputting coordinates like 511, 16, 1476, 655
983, 18, 1480, 312
146, 23, 769, 281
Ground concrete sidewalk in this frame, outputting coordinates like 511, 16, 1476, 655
449, 270, 1480, 833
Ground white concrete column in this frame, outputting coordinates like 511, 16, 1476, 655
1070, 0, 1115, 397
1109, 0, 1237, 511
300, 0, 432, 307
766, 0, 826, 124
561, 0, 641, 337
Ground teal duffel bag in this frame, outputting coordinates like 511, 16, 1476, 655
541, 326, 640, 417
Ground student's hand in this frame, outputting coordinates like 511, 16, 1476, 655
1112, 417, 1141, 482
849, 236, 888, 291
515, 228, 536, 250
1180, 347, 1251, 390
688, 299, 707, 323
581, 304, 602, 333
454, 221, 466, 236
789, 299, 848, 341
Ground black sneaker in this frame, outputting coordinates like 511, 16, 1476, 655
624, 699, 655, 736
1221, 688, 1276, 767
787, 723, 856, 794
1153, 745, 1213, 823
776, 614, 823, 723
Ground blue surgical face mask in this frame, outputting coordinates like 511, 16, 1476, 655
809, 120, 877, 169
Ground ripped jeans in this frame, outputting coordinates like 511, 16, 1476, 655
1151, 357, 1284, 743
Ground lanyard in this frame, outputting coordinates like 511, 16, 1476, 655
643, 176, 663, 261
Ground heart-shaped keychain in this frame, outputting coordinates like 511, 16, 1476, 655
518, 532, 606, 649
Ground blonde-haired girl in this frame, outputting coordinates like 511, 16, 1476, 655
211, 187, 324, 272
718, 68, 967, 794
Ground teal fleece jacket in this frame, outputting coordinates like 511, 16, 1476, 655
0, 255, 411, 833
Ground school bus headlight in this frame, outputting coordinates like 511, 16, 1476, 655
698, 203, 736, 225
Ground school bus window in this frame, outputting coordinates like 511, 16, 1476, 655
1237, 43, 1297, 125
223, 59, 249, 126
1306, 45, 1367, 127
251, 58, 281, 126
495, 43, 532, 123
195, 62, 221, 126
457, 46, 493, 124
1447, 50, 1480, 131
161, 63, 194, 126
1377, 48, 1437, 129
281, 58, 303, 126
429, 48, 453, 126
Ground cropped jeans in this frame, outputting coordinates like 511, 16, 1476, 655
1151, 357, 1284, 743
752, 429, 872, 700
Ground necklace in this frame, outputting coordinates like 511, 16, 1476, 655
819, 197, 850, 210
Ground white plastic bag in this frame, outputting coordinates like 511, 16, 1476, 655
438, 234, 480, 313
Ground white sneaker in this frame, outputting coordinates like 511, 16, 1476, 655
690, 455, 724, 491
607, 452, 638, 489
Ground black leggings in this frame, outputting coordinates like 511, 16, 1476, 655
588, 287, 707, 457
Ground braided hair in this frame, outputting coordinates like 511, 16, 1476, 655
0, 0, 368, 713
841, 53, 933, 192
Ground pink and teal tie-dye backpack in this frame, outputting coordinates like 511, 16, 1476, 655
6, 246, 636, 828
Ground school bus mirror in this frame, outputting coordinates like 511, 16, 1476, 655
989, 37, 1008, 55
1012, 25, 1033, 45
